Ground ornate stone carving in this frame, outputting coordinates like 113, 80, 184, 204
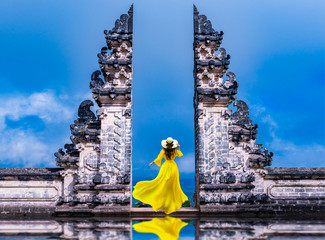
54, 144, 79, 168
229, 100, 258, 142
70, 100, 100, 144
219, 172, 236, 184
90, 70, 104, 90
87, 5, 134, 207
249, 144, 274, 168
54, 100, 101, 207
193, 5, 237, 108
109, 4, 133, 34
54, 100, 99, 168
193, 6, 273, 209
199, 192, 269, 205
232, 100, 251, 126
193, 5, 223, 44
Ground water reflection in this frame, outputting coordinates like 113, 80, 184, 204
0, 216, 324, 239
133, 216, 189, 240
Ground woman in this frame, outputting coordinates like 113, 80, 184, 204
132, 137, 189, 215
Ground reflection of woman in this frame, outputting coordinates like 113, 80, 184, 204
133, 216, 188, 240
132, 137, 189, 214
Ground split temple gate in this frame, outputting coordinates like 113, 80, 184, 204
0, 5, 324, 217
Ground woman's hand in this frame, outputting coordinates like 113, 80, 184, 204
177, 143, 180, 150
149, 161, 154, 168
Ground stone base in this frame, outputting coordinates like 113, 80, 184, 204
200, 203, 325, 218
55, 205, 130, 217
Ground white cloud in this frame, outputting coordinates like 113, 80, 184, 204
261, 114, 278, 131
268, 135, 325, 167
0, 90, 74, 130
0, 129, 54, 167
250, 103, 325, 167
0, 90, 75, 167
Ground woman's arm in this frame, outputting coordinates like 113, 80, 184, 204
149, 149, 164, 167
176, 143, 183, 157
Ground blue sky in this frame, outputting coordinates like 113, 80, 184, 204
0, 0, 324, 200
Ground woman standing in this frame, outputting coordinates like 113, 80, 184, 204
132, 137, 189, 214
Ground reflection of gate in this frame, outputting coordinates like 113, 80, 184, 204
0, 217, 324, 239
0, 5, 324, 216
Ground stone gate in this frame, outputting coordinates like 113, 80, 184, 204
0, 5, 324, 216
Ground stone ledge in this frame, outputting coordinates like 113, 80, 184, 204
95, 184, 130, 190
0, 168, 63, 180
264, 167, 325, 179
200, 184, 255, 190
74, 184, 130, 191
0, 206, 57, 219
199, 204, 325, 218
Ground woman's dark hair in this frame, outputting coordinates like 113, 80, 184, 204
164, 147, 176, 160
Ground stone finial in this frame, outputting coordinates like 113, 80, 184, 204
249, 144, 274, 168
193, 5, 224, 44
93, 5, 133, 106
193, 6, 237, 106
70, 100, 100, 144
54, 100, 100, 168
54, 145, 79, 168
229, 100, 274, 166
232, 100, 252, 126
108, 4, 133, 35
193, 4, 221, 35
228, 100, 258, 142
90, 70, 104, 92
77, 100, 96, 120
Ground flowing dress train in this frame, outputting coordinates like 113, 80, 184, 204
133, 216, 188, 240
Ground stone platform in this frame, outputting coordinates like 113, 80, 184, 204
0, 166, 324, 217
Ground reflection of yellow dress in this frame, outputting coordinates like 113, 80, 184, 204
132, 149, 189, 215
133, 216, 188, 240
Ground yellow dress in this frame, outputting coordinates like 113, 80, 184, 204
132, 148, 189, 215
133, 216, 188, 240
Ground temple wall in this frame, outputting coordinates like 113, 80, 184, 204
0, 168, 63, 214
262, 167, 325, 208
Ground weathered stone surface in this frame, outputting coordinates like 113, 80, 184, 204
0, 168, 62, 180
264, 167, 325, 179
52, 5, 133, 209
51, 5, 133, 209
0, 168, 63, 210
193, 6, 249, 207
193, 5, 324, 213
92, 5, 133, 108
54, 100, 100, 169
88, 5, 133, 207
